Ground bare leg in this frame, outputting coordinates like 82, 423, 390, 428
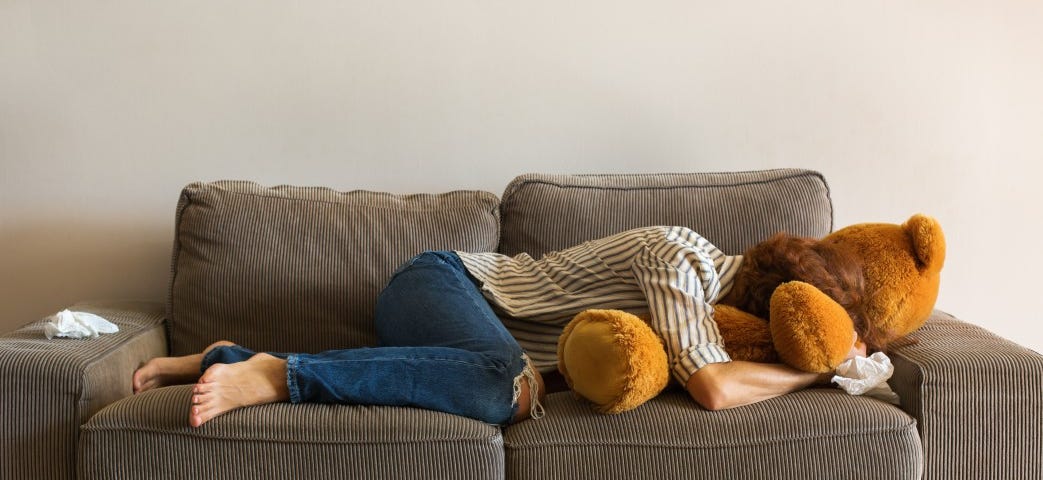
189, 353, 290, 427
133, 341, 235, 394
511, 369, 546, 423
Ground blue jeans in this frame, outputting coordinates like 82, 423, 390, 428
201, 251, 529, 425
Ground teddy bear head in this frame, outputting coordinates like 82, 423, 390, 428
820, 214, 945, 349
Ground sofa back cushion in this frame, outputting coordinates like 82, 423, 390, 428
499, 169, 832, 257
167, 181, 500, 356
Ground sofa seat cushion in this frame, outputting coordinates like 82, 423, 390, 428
504, 389, 922, 480
79, 385, 504, 480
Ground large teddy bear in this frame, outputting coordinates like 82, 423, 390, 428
557, 214, 945, 414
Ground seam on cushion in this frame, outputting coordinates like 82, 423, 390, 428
181, 188, 498, 214
501, 170, 832, 228
503, 169, 825, 196
502, 418, 918, 451
888, 350, 929, 449
80, 424, 502, 446
75, 318, 166, 434
166, 186, 196, 351
816, 171, 835, 232
199, 182, 499, 209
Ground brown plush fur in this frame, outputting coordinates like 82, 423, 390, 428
558, 309, 669, 414
712, 215, 943, 369
768, 281, 855, 373
820, 214, 945, 346
712, 305, 778, 364
558, 214, 945, 413
720, 232, 874, 350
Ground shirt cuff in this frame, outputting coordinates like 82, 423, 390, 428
671, 343, 732, 385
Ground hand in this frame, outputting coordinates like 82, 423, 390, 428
846, 332, 868, 361
815, 333, 867, 385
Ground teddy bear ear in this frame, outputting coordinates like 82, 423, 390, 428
904, 214, 946, 271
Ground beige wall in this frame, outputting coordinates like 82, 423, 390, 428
3, 1, 1041, 353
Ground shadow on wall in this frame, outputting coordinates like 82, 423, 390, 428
0, 219, 172, 334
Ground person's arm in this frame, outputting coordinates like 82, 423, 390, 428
632, 228, 872, 411
630, 228, 734, 385
686, 334, 867, 410
685, 361, 827, 410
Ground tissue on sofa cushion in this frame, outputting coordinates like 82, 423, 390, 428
168, 181, 500, 356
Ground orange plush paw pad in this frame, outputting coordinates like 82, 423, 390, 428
558, 309, 669, 414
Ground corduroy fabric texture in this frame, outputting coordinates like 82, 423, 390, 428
498, 169, 833, 257
504, 389, 922, 480
168, 181, 500, 356
11, 172, 1043, 480
79, 385, 504, 480
889, 311, 1043, 480
0, 302, 167, 480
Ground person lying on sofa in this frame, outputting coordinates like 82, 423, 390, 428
133, 226, 865, 427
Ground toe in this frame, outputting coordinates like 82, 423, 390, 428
192, 403, 211, 416
190, 404, 213, 427
137, 380, 155, 394
191, 408, 215, 427
132, 368, 148, 393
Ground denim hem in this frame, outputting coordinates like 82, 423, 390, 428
286, 354, 302, 404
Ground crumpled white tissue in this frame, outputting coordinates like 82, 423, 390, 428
831, 352, 900, 405
43, 309, 120, 340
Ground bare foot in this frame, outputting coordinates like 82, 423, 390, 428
188, 353, 289, 427
133, 341, 235, 394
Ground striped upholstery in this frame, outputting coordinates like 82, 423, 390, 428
498, 170, 922, 479
7, 171, 1042, 480
168, 181, 500, 356
80, 385, 504, 480
889, 311, 1043, 480
504, 389, 923, 479
0, 302, 167, 480
498, 169, 833, 258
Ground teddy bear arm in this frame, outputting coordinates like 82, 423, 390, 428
557, 309, 670, 414
713, 305, 779, 364
769, 281, 855, 373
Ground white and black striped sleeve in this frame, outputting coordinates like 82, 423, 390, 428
630, 227, 732, 384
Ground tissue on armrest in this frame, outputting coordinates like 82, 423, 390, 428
889, 310, 1043, 479
0, 301, 167, 480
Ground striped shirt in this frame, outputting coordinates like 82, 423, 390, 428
456, 226, 743, 385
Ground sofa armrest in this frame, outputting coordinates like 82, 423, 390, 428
0, 301, 167, 480
889, 310, 1043, 480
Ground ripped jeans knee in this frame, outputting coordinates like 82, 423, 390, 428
511, 354, 546, 422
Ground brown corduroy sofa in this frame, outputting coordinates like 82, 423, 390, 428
2, 169, 1041, 480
